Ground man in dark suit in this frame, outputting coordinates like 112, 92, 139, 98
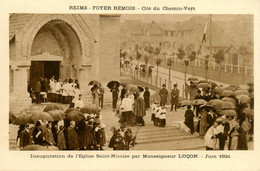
20, 124, 31, 149
111, 83, 119, 110
34, 80, 42, 104
67, 121, 79, 150
171, 84, 179, 112
159, 84, 168, 106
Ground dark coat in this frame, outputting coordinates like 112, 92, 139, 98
111, 87, 119, 99
134, 96, 146, 117
34, 82, 42, 93
67, 127, 79, 150
171, 88, 179, 104
228, 127, 248, 150
32, 127, 44, 145
184, 109, 194, 133
120, 88, 127, 100
159, 88, 168, 105
206, 113, 216, 127
20, 129, 31, 148
143, 90, 150, 108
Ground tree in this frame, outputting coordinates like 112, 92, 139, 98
135, 44, 142, 78
167, 56, 174, 81
177, 47, 186, 60
185, 44, 196, 75
213, 49, 225, 81
154, 47, 161, 86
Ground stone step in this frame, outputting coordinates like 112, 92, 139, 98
137, 129, 182, 136
136, 134, 199, 144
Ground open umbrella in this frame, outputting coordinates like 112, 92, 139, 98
193, 99, 207, 106
43, 104, 63, 112
199, 104, 214, 110
124, 60, 130, 64
188, 76, 198, 81
9, 112, 17, 124
214, 87, 225, 94
220, 109, 237, 116
21, 145, 59, 151
221, 101, 236, 110
80, 106, 100, 115
243, 108, 254, 115
125, 84, 144, 93
207, 99, 223, 106
234, 90, 249, 96
13, 113, 34, 125
65, 108, 79, 114
239, 84, 250, 90
30, 112, 54, 122
222, 97, 237, 105
180, 100, 192, 107
228, 85, 241, 90
239, 96, 252, 105
221, 90, 234, 97
210, 82, 218, 88
236, 94, 248, 100
198, 80, 209, 84
140, 64, 146, 67
197, 83, 211, 89
65, 110, 85, 122
88, 80, 101, 86
47, 110, 65, 121
224, 87, 236, 91
148, 65, 155, 68
107, 81, 120, 89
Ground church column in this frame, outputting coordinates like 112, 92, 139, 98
10, 61, 32, 114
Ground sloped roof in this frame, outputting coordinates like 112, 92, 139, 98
9, 14, 34, 40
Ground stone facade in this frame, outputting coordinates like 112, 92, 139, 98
9, 14, 120, 114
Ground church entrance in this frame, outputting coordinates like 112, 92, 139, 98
30, 61, 60, 86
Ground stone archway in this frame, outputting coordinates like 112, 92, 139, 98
10, 14, 96, 113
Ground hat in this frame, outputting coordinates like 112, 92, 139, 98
174, 84, 177, 87
162, 84, 166, 87
187, 105, 192, 109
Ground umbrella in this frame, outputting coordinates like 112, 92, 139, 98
228, 85, 240, 90
193, 99, 207, 106
124, 60, 130, 64
236, 94, 248, 100
9, 112, 17, 124
65, 108, 79, 114
91, 85, 99, 91
243, 108, 254, 115
88, 80, 101, 86
43, 104, 63, 112
222, 97, 237, 105
207, 99, 223, 106
107, 81, 120, 89
65, 110, 85, 122
13, 113, 34, 125
199, 104, 214, 110
214, 87, 225, 94
210, 82, 218, 88
21, 145, 59, 151
220, 101, 236, 110
224, 86, 236, 91
140, 64, 146, 67
239, 96, 252, 105
197, 83, 210, 89
198, 80, 209, 84
247, 83, 254, 87
180, 100, 192, 107
234, 90, 249, 96
47, 110, 65, 121
220, 109, 237, 116
80, 106, 100, 115
148, 66, 155, 68
125, 84, 144, 93
221, 90, 234, 97
239, 84, 250, 90
30, 112, 54, 122
188, 76, 198, 81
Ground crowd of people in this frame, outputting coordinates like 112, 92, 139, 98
28, 77, 81, 105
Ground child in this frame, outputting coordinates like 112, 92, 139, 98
151, 100, 157, 123
154, 103, 161, 126
159, 105, 167, 127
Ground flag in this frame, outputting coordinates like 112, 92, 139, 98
202, 20, 208, 43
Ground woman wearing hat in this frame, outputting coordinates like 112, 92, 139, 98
184, 105, 195, 134
133, 92, 146, 126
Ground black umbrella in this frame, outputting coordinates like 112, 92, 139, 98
43, 104, 63, 112
148, 66, 155, 68
91, 85, 99, 91
140, 64, 146, 67
9, 112, 17, 124
107, 81, 120, 89
88, 80, 101, 86
80, 106, 100, 115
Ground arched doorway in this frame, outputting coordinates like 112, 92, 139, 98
29, 20, 82, 87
